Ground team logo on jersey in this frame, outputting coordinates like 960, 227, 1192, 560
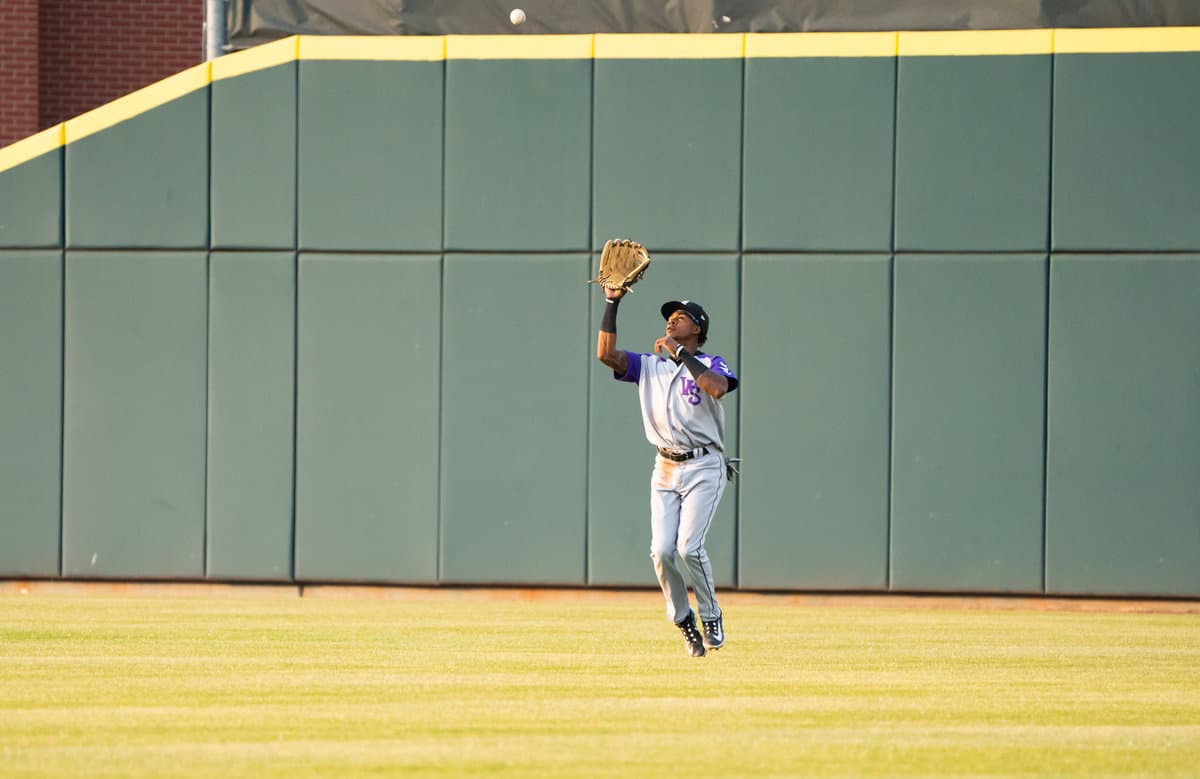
680, 377, 702, 405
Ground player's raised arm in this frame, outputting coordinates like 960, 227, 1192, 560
596, 286, 628, 375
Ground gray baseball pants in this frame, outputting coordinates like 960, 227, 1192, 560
648, 451, 726, 624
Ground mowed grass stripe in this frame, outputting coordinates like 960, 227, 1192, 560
0, 594, 1197, 778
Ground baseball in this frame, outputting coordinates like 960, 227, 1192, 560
510, 8, 526, 25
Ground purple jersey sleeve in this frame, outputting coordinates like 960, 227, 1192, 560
707, 354, 739, 392
614, 351, 646, 383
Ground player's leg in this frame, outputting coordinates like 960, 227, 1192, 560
649, 468, 690, 624
676, 457, 727, 648
650, 460, 706, 656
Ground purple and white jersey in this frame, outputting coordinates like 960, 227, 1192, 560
614, 351, 739, 454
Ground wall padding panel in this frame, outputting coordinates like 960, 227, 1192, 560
0, 150, 62, 248
1046, 255, 1200, 597
211, 64, 297, 249
0, 251, 62, 576
297, 61, 443, 251
295, 253, 440, 583
441, 254, 588, 584
592, 58, 742, 251
891, 254, 1046, 593
444, 58, 591, 251
743, 56, 895, 251
739, 254, 892, 589
587, 254, 740, 588
206, 252, 295, 580
66, 92, 210, 249
62, 251, 208, 578
895, 55, 1051, 251
1052, 52, 1200, 251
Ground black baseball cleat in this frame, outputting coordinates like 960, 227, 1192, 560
702, 615, 725, 650
676, 611, 706, 657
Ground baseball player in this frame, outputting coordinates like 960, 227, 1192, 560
596, 285, 739, 657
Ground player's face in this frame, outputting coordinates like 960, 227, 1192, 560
666, 310, 700, 339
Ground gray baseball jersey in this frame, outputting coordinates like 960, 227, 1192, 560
614, 351, 739, 453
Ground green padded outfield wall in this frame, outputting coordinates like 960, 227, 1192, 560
210, 40, 298, 249
62, 252, 208, 578
891, 255, 1047, 592
440, 254, 589, 585
592, 35, 743, 251
1046, 255, 1200, 597
0, 30, 1197, 598
742, 34, 896, 252
587, 254, 740, 588
297, 38, 443, 252
206, 252, 295, 580
1043, 28, 1200, 597
1052, 37, 1200, 250
738, 255, 892, 590
443, 37, 592, 251
295, 253, 441, 583
65, 67, 210, 249
0, 251, 62, 576
894, 31, 1052, 251
0, 128, 62, 248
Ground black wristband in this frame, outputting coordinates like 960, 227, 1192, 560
600, 297, 620, 333
676, 347, 708, 381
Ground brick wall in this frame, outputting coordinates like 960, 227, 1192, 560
0, 0, 40, 148
38, 0, 203, 130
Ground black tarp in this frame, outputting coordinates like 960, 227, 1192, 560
229, 1, 1200, 48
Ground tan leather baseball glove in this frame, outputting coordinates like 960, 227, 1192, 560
588, 239, 652, 293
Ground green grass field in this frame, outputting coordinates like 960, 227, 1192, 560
1, 589, 1197, 778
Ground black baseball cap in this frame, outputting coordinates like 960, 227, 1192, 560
661, 300, 709, 339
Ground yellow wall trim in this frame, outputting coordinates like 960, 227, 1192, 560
900, 29, 1054, 56
0, 124, 64, 174
299, 35, 446, 61
446, 34, 593, 60
4, 26, 1200, 168
594, 33, 745, 59
65, 63, 211, 144
1056, 27, 1200, 53
213, 35, 300, 80
746, 32, 898, 58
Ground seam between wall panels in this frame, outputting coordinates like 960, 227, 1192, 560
886, 53, 899, 591
58, 140, 66, 577
58, 246, 66, 577
1041, 255, 1051, 594
290, 56, 300, 582
437, 256, 445, 584
732, 281, 742, 587
60, 136, 69, 573
582, 261, 591, 585
203, 84, 212, 579
203, 251, 211, 578
734, 53, 747, 589
1041, 46, 1055, 595
587, 54, 599, 584
437, 56, 447, 584
583, 52, 597, 584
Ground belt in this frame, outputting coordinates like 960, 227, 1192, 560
657, 446, 710, 462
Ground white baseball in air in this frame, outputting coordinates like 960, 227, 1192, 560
510, 8, 526, 25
